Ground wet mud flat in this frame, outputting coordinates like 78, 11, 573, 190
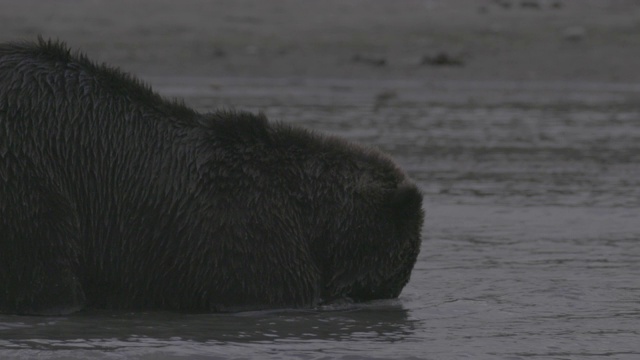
1, 1, 640, 359
2, 0, 640, 82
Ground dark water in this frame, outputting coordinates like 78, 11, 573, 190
2, 78, 639, 359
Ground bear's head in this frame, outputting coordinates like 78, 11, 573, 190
195, 114, 423, 308
304, 134, 424, 304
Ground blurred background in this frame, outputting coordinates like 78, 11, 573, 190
2, 0, 640, 82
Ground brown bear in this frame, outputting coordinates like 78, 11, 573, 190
0, 38, 423, 315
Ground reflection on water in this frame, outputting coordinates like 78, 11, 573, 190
1, 302, 415, 343
2, 79, 639, 359
1, 302, 418, 359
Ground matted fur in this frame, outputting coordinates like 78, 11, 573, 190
0, 38, 423, 315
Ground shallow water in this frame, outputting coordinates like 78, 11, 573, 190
2, 78, 639, 359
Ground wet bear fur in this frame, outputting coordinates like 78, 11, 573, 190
0, 38, 423, 315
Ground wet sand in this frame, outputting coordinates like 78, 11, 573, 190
1, 0, 640, 83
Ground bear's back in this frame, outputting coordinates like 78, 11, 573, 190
0, 38, 197, 131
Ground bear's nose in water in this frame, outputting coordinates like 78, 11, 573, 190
321, 178, 424, 305
359, 181, 423, 300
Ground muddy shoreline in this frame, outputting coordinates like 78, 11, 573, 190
2, 0, 640, 83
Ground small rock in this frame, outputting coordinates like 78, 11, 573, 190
520, 0, 540, 9
421, 52, 465, 67
550, 0, 563, 9
493, 0, 512, 9
351, 54, 387, 67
